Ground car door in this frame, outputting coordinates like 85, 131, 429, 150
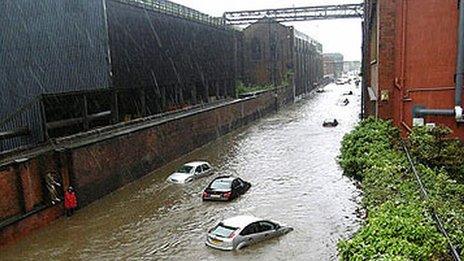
257, 221, 278, 240
231, 180, 240, 197
236, 178, 246, 193
248, 222, 273, 244
201, 164, 211, 176
238, 223, 261, 247
193, 166, 202, 179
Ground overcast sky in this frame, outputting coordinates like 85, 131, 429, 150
170, 0, 362, 61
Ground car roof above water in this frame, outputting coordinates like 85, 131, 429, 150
184, 161, 209, 167
221, 215, 261, 228
212, 176, 235, 182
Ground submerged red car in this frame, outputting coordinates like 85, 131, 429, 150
202, 176, 251, 202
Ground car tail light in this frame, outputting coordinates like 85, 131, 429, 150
228, 231, 237, 239
223, 192, 232, 198
203, 192, 209, 198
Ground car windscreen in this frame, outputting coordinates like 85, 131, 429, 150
209, 179, 232, 190
177, 165, 193, 173
211, 224, 238, 238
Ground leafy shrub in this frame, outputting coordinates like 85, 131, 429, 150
409, 126, 464, 182
235, 80, 275, 96
418, 165, 464, 254
338, 119, 464, 259
338, 201, 448, 260
339, 117, 399, 180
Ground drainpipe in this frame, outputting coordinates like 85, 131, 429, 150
414, 0, 464, 120
455, 0, 464, 119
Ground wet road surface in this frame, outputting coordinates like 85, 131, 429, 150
2, 83, 362, 260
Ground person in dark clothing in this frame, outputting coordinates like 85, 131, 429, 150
64, 186, 78, 217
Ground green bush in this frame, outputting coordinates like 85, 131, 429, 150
235, 80, 274, 96
409, 126, 464, 183
418, 165, 464, 253
338, 119, 464, 259
339, 117, 399, 180
338, 201, 448, 260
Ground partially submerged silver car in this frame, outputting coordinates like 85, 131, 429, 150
167, 161, 212, 184
205, 215, 293, 251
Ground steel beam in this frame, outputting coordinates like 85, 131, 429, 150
224, 4, 364, 25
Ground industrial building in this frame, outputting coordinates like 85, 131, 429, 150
362, 0, 464, 138
0, 0, 239, 151
242, 19, 323, 97
343, 61, 361, 73
323, 53, 344, 78
0, 1, 324, 153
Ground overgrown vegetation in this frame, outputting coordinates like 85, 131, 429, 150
408, 126, 464, 183
235, 80, 275, 96
338, 118, 464, 260
236, 70, 294, 97
282, 69, 294, 87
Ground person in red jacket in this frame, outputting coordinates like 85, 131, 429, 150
64, 186, 78, 217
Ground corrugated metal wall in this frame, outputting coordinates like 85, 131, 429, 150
0, 0, 111, 150
106, 0, 238, 112
294, 36, 323, 97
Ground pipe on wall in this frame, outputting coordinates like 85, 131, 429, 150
414, 108, 454, 117
456, 0, 464, 107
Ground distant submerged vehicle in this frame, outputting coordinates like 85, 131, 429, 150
323, 119, 339, 127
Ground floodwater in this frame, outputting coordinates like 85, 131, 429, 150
2, 83, 362, 261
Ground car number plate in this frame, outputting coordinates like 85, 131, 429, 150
211, 195, 221, 198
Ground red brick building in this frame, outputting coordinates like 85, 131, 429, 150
242, 19, 323, 97
362, 0, 464, 138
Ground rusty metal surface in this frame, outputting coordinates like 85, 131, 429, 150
363, 0, 464, 138
398, 0, 460, 134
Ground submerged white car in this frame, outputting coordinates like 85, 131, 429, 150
205, 215, 293, 251
167, 161, 212, 184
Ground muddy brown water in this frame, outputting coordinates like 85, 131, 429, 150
2, 83, 362, 260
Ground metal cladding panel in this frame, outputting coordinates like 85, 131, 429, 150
105, 0, 237, 102
0, 0, 111, 151
294, 38, 323, 96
